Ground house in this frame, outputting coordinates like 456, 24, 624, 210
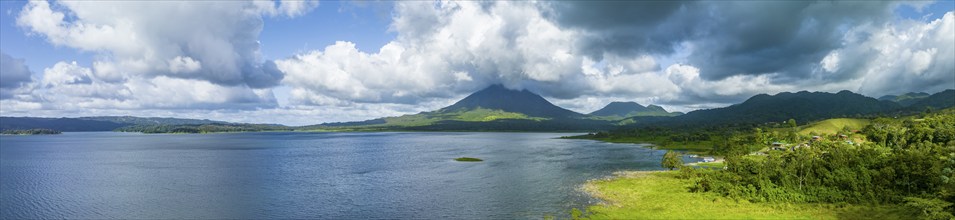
812, 136, 821, 141
791, 143, 810, 151
771, 142, 786, 151
702, 157, 716, 162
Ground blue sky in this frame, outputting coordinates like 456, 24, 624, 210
1, 1, 953, 125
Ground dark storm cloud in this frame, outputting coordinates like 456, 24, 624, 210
690, 1, 895, 80
548, 1, 705, 57
550, 1, 896, 80
242, 60, 284, 88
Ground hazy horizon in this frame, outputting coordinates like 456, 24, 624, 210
1, 1, 953, 126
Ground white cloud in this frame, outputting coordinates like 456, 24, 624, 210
42, 61, 93, 86
278, 1, 670, 107
8, 61, 276, 112
824, 12, 955, 97
3, 0, 310, 122
168, 56, 202, 74
255, 0, 320, 18
15, 0, 311, 88
3, 1, 952, 125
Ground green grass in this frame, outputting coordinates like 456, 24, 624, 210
582, 171, 910, 219
454, 157, 483, 162
798, 118, 870, 135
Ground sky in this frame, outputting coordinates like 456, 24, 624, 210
0, 0, 953, 126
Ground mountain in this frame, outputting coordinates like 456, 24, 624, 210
589, 102, 682, 118
904, 89, 955, 111
648, 90, 902, 126
879, 92, 931, 107
313, 85, 613, 131
438, 85, 583, 118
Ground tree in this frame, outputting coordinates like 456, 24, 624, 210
787, 119, 797, 128
662, 150, 684, 170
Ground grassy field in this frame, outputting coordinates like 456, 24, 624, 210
798, 118, 870, 135
582, 171, 911, 219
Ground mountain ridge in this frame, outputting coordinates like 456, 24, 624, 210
639, 90, 904, 127
589, 101, 681, 117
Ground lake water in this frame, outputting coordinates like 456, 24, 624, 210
0, 132, 690, 219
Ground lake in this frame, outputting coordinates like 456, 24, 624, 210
0, 132, 690, 219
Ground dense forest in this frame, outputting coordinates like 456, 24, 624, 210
589, 108, 955, 219
0, 128, 61, 135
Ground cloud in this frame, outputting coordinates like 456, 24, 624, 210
273, 1, 953, 118
3, 1, 952, 125
15, 0, 316, 89
280, 1, 684, 106
255, 0, 320, 18
3, 0, 311, 119
851, 12, 955, 97
548, 1, 907, 80
279, 1, 588, 105
547, 1, 703, 57
0, 52, 34, 99
4, 60, 277, 112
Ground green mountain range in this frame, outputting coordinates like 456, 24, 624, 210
654, 90, 905, 127
3, 87, 953, 133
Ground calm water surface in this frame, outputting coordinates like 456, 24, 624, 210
0, 132, 692, 219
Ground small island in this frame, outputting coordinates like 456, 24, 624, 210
1, 128, 62, 135
454, 157, 483, 162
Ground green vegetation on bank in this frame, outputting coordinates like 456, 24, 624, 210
582, 171, 912, 219
0, 128, 61, 135
454, 157, 483, 162
577, 108, 955, 219
562, 129, 718, 154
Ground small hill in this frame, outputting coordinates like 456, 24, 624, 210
798, 118, 870, 135
879, 92, 930, 107
589, 102, 681, 118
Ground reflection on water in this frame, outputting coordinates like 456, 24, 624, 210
0, 132, 692, 219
